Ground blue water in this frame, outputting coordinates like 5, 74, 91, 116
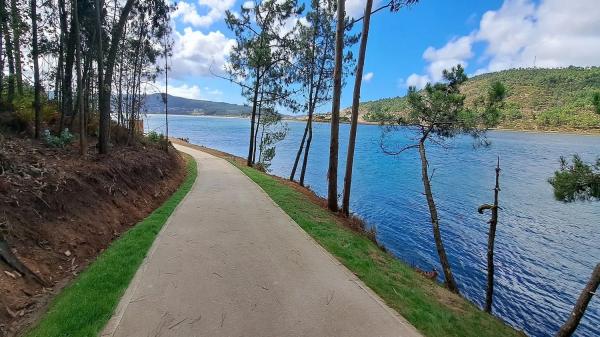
146, 114, 600, 337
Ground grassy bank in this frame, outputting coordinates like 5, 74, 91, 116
234, 163, 524, 337
23, 153, 197, 337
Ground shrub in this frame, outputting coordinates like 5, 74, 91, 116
146, 130, 164, 143
549, 155, 600, 201
43, 129, 74, 148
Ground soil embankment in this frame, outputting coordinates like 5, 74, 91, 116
0, 135, 185, 336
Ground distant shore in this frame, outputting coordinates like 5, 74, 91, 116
146, 113, 600, 136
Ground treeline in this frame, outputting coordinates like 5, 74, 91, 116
362, 67, 600, 130
0, 0, 173, 153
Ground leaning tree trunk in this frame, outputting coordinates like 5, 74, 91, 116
342, 0, 373, 216
327, 0, 345, 212
555, 263, 600, 337
290, 119, 309, 181
299, 116, 313, 186
418, 140, 460, 294
31, 0, 40, 138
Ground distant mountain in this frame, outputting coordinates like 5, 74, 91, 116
355, 67, 600, 131
143, 93, 251, 116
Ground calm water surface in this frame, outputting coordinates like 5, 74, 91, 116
146, 114, 600, 337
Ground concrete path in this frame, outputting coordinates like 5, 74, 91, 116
101, 144, 422, 337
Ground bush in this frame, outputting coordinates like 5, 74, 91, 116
548, 155, 600, 201
43, 129, 74, 148
146, 130, 164, 143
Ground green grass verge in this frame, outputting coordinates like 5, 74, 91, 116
235, 163, 524, 337
24, 154, 197, 337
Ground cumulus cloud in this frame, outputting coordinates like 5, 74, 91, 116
170, 28, 236, 79
149, 83, 224, 100
362, 72, 374, 82
404, 0, 600, 88
173, 0, 236, 27
346, 0, 382, 19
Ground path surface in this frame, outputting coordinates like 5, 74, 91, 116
102, 144, 422, 337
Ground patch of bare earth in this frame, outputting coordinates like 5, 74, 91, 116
0, 135, 185, 336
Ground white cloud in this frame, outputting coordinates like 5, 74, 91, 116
173, 0, 236, 27
404, 35, 474, 88
170, 28, 236, 79
406, 0, 600, 88
149, 82, 223, 101
242, 1, 254, 10
346, 0, 382, 19
362, 72, 374, 82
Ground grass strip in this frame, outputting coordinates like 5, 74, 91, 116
24, 153, 197, 337
235, 163, 524, 337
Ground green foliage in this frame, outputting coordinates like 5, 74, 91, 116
401, 65, 500, 140
362, 67, 600, 129
146, 130, 164, 143
548, 155, 600, 202
257, 108, 288, 171
592, 91, 600, 114
24, 156, 197, 337
42, 129, 74, 148
236, 163, 523, 337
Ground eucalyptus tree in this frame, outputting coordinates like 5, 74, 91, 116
342, 0, 419, 215
289, 0, 357, 186
381, 65, 502, 294
225, 0, 303, 167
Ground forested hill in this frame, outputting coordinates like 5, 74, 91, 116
143, 94, 251, 116
358, 67, 600, 130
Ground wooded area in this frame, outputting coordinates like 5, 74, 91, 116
0, 0, 173, 151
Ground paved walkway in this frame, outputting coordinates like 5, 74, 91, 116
102, 144, 422, 337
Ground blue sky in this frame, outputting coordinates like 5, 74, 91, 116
162, 0, 600, 112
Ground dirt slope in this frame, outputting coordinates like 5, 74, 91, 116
0, 135, 184, 336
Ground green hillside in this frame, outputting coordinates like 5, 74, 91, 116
360, 67, 600, 131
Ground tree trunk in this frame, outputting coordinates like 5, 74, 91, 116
0, 0, 15, 104
164, 26, 169, 153
291, 121, 309, 181
94, 0, 106, 152
252, 87, 264, 164
31, 0, 40, 138
73, 0, 85, 155
484, 157, 501, 313
327, 0, 345, 212
0, 24, 4, 103
247, 72, 260, 166
418, 140, 460, 293
60, 20, 76, 133
342, 0, 372, 216
555, 263, 600, 337
299, 117, 312, 186
56, 0, 68, 104
9, 0, 22, 96
98, 0, 136, 154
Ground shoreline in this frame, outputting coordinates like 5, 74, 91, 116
148, 113, 600, 136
